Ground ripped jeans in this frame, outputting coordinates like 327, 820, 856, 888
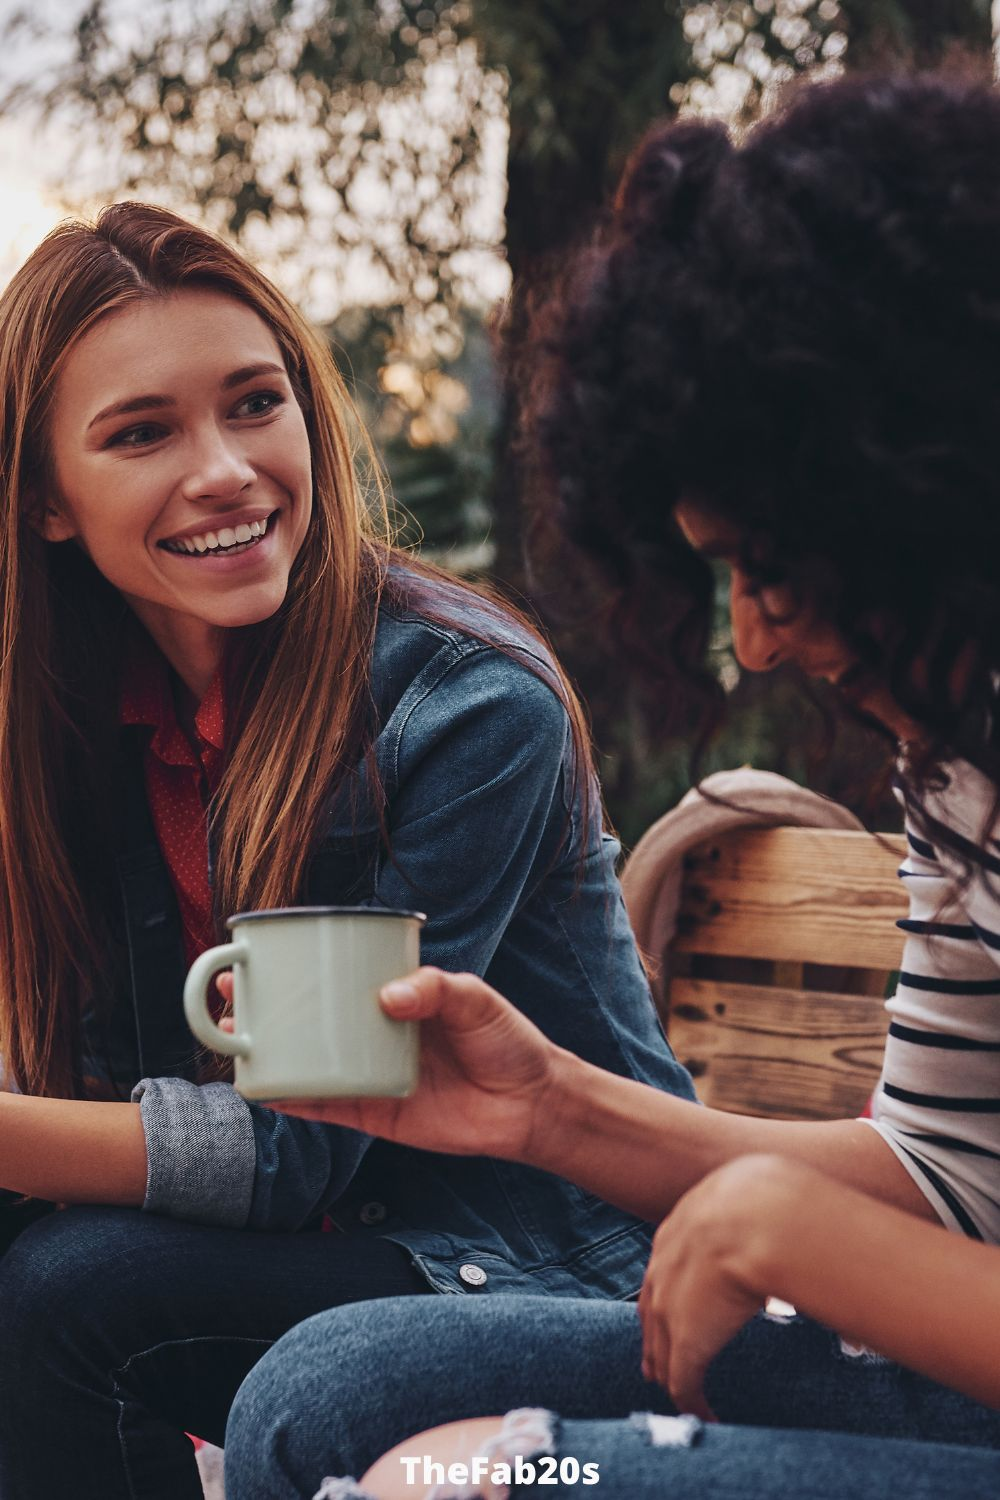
224, 1295, 1000, 1500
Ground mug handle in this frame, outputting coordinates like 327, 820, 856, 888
183, 940, 251, 1058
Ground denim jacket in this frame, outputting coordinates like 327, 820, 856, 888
109, 568, 695, 1299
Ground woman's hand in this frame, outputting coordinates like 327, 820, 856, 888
641, 1152, 1000, 1419
639, 1154, 812, 1420
218, 966, 560, 1161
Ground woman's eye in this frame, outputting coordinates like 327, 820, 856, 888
234, 390, 285, 419
107, 423, 165, 449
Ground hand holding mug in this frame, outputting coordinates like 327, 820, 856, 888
264, 966, 562, 1162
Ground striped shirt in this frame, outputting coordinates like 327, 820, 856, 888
865, 758, 1000, 1241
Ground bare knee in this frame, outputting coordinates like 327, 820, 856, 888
360, 1417, 505, 1499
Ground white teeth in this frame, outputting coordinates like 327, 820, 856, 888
163, 515, 273, 553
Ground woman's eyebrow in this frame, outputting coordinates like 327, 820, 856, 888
86, 362, 288, 430
220, 361, 287, 390
87, 393, 173, 430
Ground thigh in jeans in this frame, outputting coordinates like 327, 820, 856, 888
228, 1302, 1000, 1500
499, 1411, 1000, 1500
707, 1310, 1000, 1450
0, 1204, 428, 1500
225, 1293, 666, 1500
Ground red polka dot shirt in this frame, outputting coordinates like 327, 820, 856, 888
120, 637, 225, 969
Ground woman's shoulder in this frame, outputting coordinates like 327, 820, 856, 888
374, 560, 564, 695
898, 754, 1000, 868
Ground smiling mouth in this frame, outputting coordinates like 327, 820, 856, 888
159, 512, 276, 557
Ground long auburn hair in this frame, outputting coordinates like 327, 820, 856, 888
0, 202, 593, 1099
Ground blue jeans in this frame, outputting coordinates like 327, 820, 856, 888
0, 1205, 428, 1499
224, 1295, 1000, 1500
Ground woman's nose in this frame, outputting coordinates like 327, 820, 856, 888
180, 430, 255, 502
730, 583, 783, 673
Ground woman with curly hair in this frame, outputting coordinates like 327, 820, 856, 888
224, 69, 1000, 1500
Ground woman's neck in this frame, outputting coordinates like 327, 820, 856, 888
126, 604, 224, 703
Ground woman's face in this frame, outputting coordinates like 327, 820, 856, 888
674, 501, 917, 739
674, 501, 855, 680
45, 287, 313, 691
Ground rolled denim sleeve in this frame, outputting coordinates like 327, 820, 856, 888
133, 1077, 256, 1228
133, 1076, 374, 1231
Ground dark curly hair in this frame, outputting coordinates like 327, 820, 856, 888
524, 69, 1000, 798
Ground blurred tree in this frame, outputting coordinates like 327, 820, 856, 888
675, 1, 992, 121
330, 303, 498, 566
464, 3, 693, 585
3, 1, 502, 351
840, 0, 993, 66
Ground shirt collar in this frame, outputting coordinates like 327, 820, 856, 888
120, 629, 226, 765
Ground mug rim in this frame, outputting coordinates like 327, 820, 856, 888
228, 905, 426, 927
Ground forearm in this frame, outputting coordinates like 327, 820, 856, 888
532, 1049, 935, 1223
0, 1094, 147, 1206
757, 1168, 1000, 1410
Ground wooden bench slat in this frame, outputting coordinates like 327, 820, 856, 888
668, 975, 889, 1121
673, 828, 908, 969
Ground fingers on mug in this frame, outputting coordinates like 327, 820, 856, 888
184, 940, 251, 1057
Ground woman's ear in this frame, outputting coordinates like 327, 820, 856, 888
33, 502, 77, 543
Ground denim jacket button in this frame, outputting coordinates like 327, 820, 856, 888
458, 1263, 488, 1287
359, 1201, 387, 1226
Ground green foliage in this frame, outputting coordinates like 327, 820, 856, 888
675, 0, 992, 120
838, 0, 993, 65
676, 1, 849, 119
4, 0, 504, 346
329, 305, 498, 564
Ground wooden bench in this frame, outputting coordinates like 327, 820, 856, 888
622, 774, 907, 1121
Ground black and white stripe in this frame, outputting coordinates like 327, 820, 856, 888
867, 760, 1000, 1242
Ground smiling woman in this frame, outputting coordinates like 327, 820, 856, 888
45, 291, 314, 697
0, 203, 695, 1498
